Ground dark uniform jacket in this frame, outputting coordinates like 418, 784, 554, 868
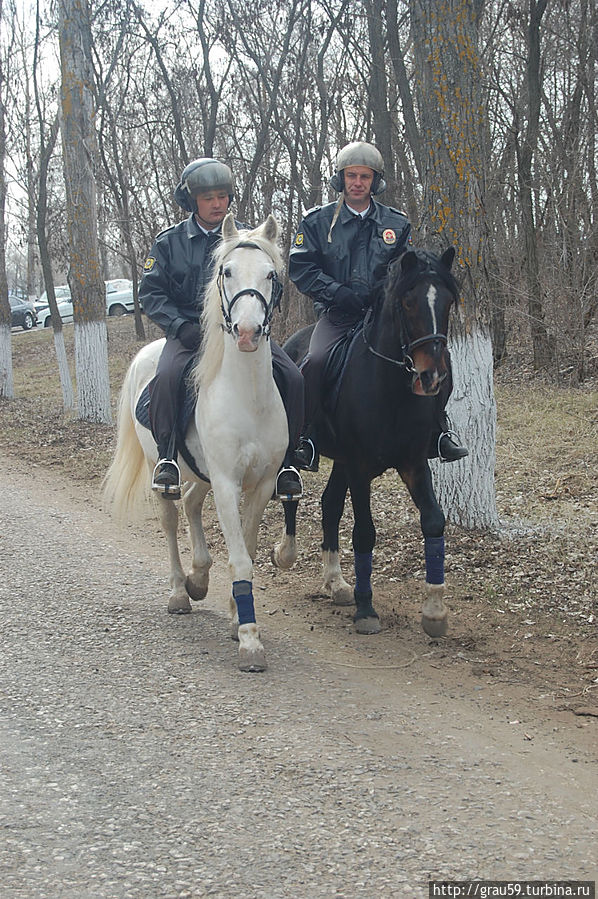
139, 213, 246, 338
289, 198, 411, 317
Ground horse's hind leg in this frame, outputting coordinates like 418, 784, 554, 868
156, 494, 192, 614
182, 480, 212, 602
346, 473, 381, 635
321, 462, 353, 606
271, 499, 298, 570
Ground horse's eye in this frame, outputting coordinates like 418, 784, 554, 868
266, 271, 274, 280
223, 267, 232, 278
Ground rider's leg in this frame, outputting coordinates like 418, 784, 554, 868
427, 351, 468, 463
149, 337, 195, 495
271, 342, 305, 498
293, 312, 349, 472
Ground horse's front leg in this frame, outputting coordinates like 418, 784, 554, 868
402, 463, 448, 637
182, 480, 212, 602
156, 493, 191, 614
321, 462, 353, 606
210, 475, 267, 672
347, 472, 381, 635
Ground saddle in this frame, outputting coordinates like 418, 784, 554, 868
135, 359, 209, 482
318, 321, 364, 415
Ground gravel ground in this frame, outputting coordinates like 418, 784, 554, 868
1, 466, 596, 899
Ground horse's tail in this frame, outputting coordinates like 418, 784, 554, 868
102, 362, 150, 521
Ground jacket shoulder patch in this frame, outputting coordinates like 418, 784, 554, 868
143, 256, 156, 272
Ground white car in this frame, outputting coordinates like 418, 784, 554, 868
36, 280, 136, 327
105, 279, 135, 316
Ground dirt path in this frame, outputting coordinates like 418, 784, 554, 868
1, 462, 596, 898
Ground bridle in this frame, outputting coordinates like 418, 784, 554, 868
362, 272, 451, 373
217, 240, 283, 338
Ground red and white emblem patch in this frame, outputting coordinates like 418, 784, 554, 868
382, 229, 396, 245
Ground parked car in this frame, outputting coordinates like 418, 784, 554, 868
9, 293, 37, 330
36, 286, 74, 328
36, 280, 136, 327
105, 279, 135, 316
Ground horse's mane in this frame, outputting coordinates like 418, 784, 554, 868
194, 227, 284, 389
384, 248, 460, 304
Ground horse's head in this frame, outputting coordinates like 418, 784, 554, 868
215, 213, 283, 352
384, 247, 459, 396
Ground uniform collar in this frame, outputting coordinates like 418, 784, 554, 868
339, 199, 385, 224
186, 213, 222, 239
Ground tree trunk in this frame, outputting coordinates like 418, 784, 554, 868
0, 0, 13, 400
58, 0, 111, 423
515, 0, 553, 371
431, 332, 498, 528
410, 0, 498, 530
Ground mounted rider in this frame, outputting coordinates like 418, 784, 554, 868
288, 140, 468, 471
139, 158, 304, 500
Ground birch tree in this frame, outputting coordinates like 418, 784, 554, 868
410, 0, 499, 529
58, 0, 110, 423
0, 0, 14, 400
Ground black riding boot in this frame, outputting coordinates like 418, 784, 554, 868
430, 412, 468, 463
152, 438, 181, 498
293, 434, 320, 472
275, 456, 303, 500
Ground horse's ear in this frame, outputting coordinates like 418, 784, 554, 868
441, 247, 455, 271
222, 212, 238, 240
400, 250, 418, 273
255, 214, 279, 243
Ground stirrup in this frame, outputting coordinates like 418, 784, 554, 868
438, 430, 468, 463
152, 458, 182, 498
294, 436, 319, 472
275, 466, 303, 501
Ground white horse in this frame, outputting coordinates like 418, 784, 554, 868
103, 213, 296, 671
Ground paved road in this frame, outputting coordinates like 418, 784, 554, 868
1, 470, 596, 898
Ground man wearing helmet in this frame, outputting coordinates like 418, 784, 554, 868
140, 157, 304, 500
289, 141, 467, 470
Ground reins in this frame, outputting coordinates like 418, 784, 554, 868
361, 267, 451, 372
217, 240, 283, 338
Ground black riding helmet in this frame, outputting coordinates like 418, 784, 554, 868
174, 158, 234, 213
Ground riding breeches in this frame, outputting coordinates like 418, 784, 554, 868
148, 336, 304, 459
300, 308, 362, 428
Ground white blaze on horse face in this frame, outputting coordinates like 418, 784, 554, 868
426, 284, 438, 334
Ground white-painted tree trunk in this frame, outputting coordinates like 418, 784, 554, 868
53, 329, 75, 411
74, 321, 111, 423
431, 328, 499, 530
0, 325, 13, 399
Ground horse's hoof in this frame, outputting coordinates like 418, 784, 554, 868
271, 545, 296, 571
168, 595, 192, 614
185, 576, 208, 602
421, 614, 448, 638
238, 648, 267, 672
330, 584, 354, 606
354, 615, 382, 635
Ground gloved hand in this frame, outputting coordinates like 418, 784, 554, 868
178, 322, 202, 350
333, 286, 364, 317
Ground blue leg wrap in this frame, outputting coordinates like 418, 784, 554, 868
354, 552, 373, 594
424, 536, 445, 585
232, 580, 255, 625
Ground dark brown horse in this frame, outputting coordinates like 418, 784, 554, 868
273, 247, 460, 637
